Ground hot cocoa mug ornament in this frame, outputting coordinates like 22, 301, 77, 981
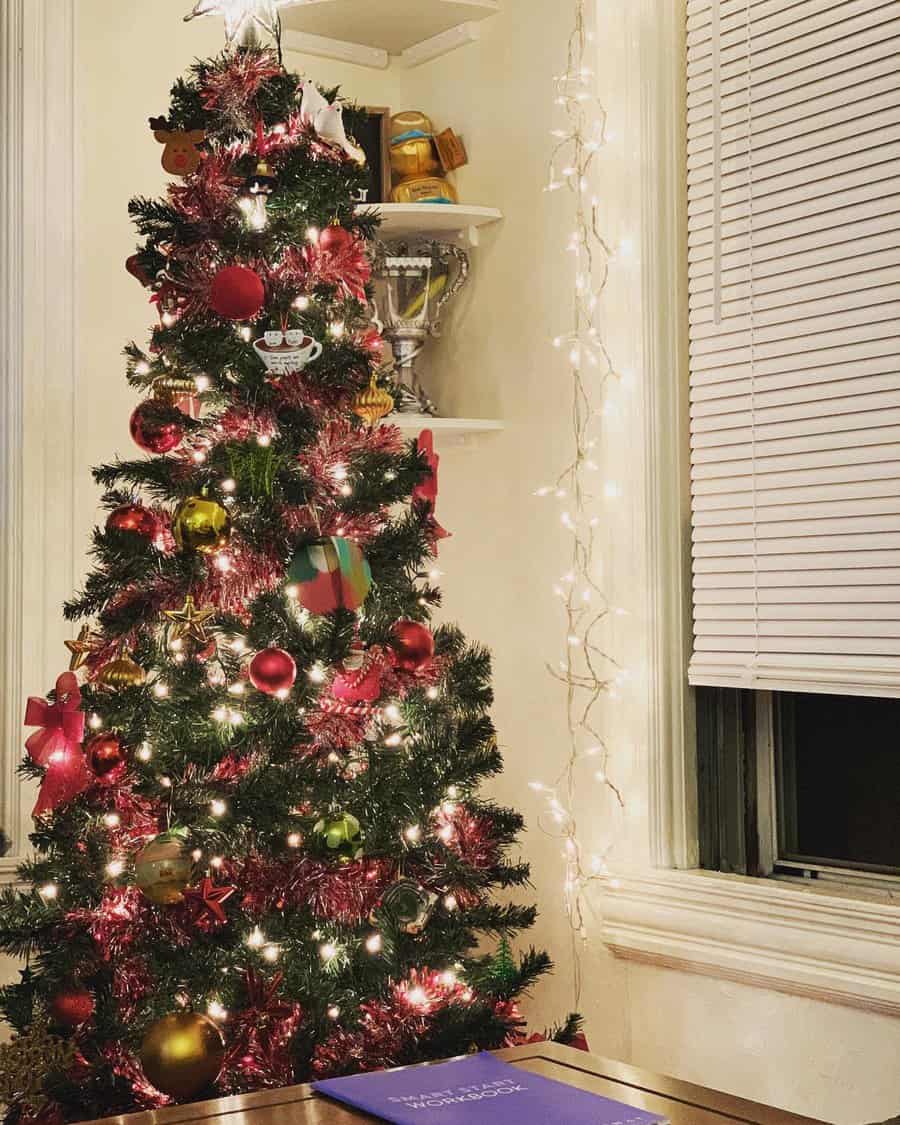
253, 329, 322, 376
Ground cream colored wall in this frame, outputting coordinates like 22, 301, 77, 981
69, 3, 900, 1124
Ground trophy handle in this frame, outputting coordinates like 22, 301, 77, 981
430, 243, 469, 337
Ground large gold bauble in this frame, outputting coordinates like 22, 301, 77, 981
140, 1012, 224, 1100
352, 374, 394, 427
97, 653, 146, 690
172, 496, 231, 554
134, 830, 192, 905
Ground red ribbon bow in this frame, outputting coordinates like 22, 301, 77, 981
24, 672, 85, 766
24, 672, 91, 817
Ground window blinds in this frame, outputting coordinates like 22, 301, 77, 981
686, 0, 900, 696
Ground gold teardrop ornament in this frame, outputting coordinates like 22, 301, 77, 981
351, 373, 394, 427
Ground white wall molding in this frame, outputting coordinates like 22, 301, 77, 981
602, 868, 900, 1017
0, 0, 77, 878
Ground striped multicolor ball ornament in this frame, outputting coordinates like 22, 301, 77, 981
287, 536, 371, 615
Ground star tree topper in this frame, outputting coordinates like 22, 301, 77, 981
184, 0, 294, 45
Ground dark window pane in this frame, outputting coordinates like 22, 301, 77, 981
776, 692, 900, 874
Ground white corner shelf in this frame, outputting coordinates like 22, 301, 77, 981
361, 203, 502, 246
388, 414, 504, 443
280, 2, 500, 69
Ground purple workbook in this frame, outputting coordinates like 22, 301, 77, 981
312, 1051, 668, 1124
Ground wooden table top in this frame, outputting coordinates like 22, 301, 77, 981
85, 1041, 827, 1125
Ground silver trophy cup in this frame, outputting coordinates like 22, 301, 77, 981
371, 241, 469, 416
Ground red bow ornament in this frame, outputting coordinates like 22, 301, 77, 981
24, 672, 91, 817
413, 429, 450, 551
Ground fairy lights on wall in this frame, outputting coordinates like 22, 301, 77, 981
532, 0, 623, 1009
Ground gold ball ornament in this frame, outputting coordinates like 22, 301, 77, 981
97, 652, 146, 689
352, 373, 394, 426
140, 1012, 224, 1100
172, 496, 231, 554
134, 829, 193, 905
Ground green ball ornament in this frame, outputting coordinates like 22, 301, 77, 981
172, 495, 231, 554
312, 811, 363, 863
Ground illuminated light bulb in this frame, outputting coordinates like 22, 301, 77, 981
246, 926, 266, 949
443, 893, 458, 911
426, 686, 439, 700
169, 637, 184, 655
105, 859, 125, 878
275, 688, 290, 701
384, 732, 402, 748
212, 706, 227, 722
228, 682, 245, 696
256, 433, 271, 447
228, 710, 243, 726
39, 883, 58, 901
137, 743, 152, 762
293, 295, 310, 311
207, 1000, 228, 1021
339, 483, 352, 497
327, 1005, 340, 1019
210, 855, 224, 869
446, 785, 459, 799
231, 638, 247, 655
406, 987, 427, 1008
383, 703, 401, 723
365, 933, 382, 953
134, 359, 151, 376
262, 944, 280, 962
221, 478, 236, 493
192, 449, 206, 464
438, 824, 454, 843
88, 713, 102, 731
331, 463, 348, 481
305, 225, 320, 243
191, 848, 203, 861
404, 824, 421, 844
327, 751, 340, 764
194, 374, 210, 393
461, 988, 474, 1002
440, 970, 457, 987
160, 776, 172, 789
328, 320, 345, 339
319, 942, 337, 962
383, 469, 397, 482
441, 800, 457, 815
307, 663, 326, 684
153, 682, 169, 699
161, 312, 177, 328
286, 832, 302, 848
285, 583, 299, 600
210, 799, 227, 818
103, 813, 121, 829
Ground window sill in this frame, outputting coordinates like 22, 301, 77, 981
601, 867, 900, 1016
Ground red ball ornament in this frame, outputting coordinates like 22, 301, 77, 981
86, 732, 126, 778
318, 223, 354, 254
129, 401, 184, 454
390, 620, 434, 671
249, 648, 297, 695
106, 503, 159, 539
208, 264, 265, 321
50, 985, 94, 1028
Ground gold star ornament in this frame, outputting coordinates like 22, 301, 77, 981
65, 626, 102, 671
164, 596, 216, 645
184, 0, 293, 45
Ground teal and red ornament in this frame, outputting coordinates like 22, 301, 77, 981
287, 536, 371, 615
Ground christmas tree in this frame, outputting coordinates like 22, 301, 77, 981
0, 30, 575, 1124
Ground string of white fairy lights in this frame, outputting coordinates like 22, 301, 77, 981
531, 0, 623, 1010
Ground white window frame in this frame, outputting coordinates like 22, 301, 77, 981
1, 0, 78, 878
599, 0, 900, 1018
